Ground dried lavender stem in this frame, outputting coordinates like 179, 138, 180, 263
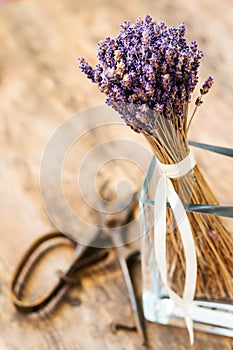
186, 104, 199, 132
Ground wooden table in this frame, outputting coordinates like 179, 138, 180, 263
0, 0, 232, 349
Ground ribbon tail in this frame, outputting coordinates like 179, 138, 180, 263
185, 312, 194, 346
166, 177, 197, 303
153, 170, 197, 345
166, 177, 197, 344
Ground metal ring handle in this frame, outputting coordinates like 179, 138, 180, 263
10, 231, 76, 313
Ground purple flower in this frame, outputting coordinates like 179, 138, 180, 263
200, 76, 214, 95
194, 76, 214, 106
78, 16, 213, 134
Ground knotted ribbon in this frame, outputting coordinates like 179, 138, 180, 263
153, 152, 197, 345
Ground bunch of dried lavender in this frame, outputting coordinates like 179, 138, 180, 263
79, 16, 232, 300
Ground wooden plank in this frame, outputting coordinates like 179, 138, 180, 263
0, 0, 232, 349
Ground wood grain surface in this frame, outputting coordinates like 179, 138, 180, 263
0, 0, 232, 349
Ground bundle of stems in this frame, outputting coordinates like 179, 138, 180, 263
144, 109, 233, 301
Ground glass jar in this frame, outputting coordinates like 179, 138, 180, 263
140, 156, 233, 338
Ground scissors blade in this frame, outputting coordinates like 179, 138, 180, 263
112, 233, 147, 345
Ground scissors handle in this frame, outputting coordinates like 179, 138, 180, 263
10, 231, 108, 313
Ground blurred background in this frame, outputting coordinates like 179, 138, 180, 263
0, 0, 232, 349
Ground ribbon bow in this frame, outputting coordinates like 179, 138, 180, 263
153, 152, 197, 344
154, 153, 197, 344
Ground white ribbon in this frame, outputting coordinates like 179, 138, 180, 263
154, 152, 197, 345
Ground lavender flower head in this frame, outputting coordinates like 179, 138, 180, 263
79, 15, 213, 134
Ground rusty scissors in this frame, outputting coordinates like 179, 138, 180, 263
11, 192, 147, 344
